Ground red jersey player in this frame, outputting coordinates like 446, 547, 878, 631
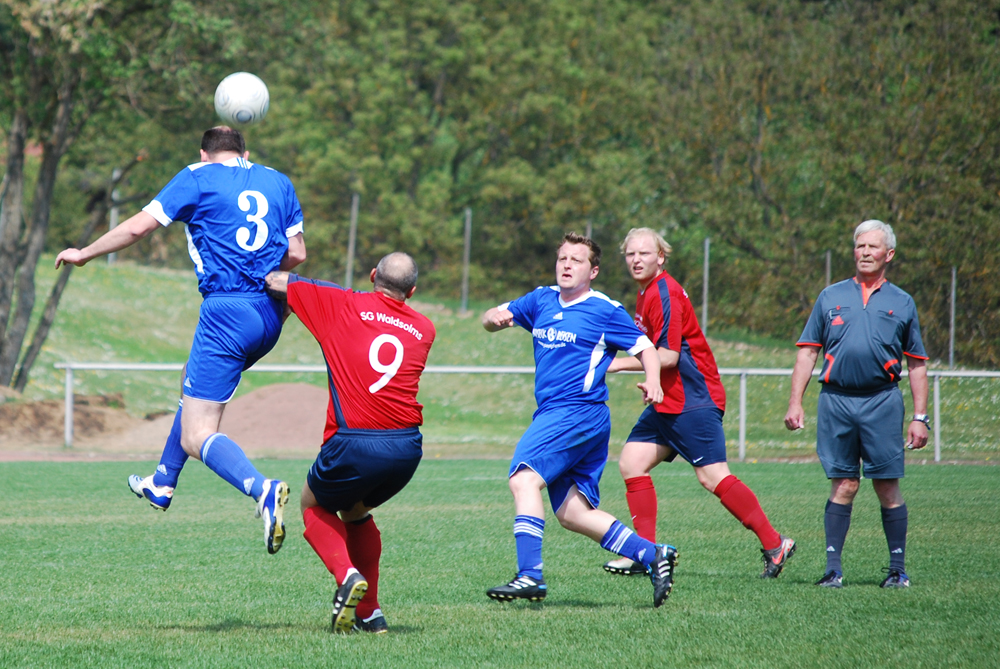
266, 252, 435, 634
603, 228, 796, 579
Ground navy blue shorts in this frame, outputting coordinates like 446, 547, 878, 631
816, 386, 905, 479
184, 293, 283, 403
510, 402, 610, 512
625, 405, 728, 467
308, 427, 423, 513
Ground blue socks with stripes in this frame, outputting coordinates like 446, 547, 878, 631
200, 433, 266, 500
152, 400, 188, 489
601, 520, 658, 566
514, 515, 545, 580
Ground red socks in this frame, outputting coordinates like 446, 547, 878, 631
303, 506, 353, 583
345, 515, 382, 620
624, 475, 658, 542
714, 475, 781, 550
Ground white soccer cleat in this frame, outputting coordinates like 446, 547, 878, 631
255, 479, 289, 554
127, 474, 174, 511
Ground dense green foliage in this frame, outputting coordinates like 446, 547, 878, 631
0, 460, 997, 667
5, 0, 1000, 364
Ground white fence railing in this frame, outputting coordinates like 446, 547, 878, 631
54, 362, 1000, 461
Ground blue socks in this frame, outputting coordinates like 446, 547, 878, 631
824, 500, 853, 574
881, 504, 908, 572
152, 400, 188, 489
200, 433, 266, 500
601, 520, 658, 567
514, 515, 545, 580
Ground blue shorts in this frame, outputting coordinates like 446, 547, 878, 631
625, 405, 728, 467
308, 427, 423, 513
510, 402, 610, 512
183, 293, 283, 403
817, 386, 905, 479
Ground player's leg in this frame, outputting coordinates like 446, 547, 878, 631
815, 391, 862, 587
343, 510, 385, 633
555, 486, 677, 607
859, 388, 909, 587
485, 467, 549, 601
128, 369, 190, 511
618, 440, 672, 541
872, 478, 909, 587
301, 483, 369, 633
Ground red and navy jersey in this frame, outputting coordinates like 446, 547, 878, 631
287, 276, 436, 441
634, 271, 726, 414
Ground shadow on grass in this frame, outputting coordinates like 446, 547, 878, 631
161, 618, 298, 633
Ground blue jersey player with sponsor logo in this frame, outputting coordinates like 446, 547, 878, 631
481, 233, 679, 608
785, 220, 928, 589
55, 127, 307, 555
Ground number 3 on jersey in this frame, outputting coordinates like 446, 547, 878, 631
369, 334, 403, 393
236, 190, 269, 251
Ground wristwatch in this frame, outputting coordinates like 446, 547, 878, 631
911, 414, 930, 428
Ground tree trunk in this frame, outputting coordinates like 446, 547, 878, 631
0, 78, 77, 386
13, 158, 142, 392
0, 110, 29, 347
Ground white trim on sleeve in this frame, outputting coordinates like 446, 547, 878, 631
627, 335, 654, 357
286, 221, 304, 237
142, 200, 173, 227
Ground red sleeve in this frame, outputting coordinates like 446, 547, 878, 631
287, 276, 344, 341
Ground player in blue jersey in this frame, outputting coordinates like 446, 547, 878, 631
55, 126, 306, 555
785, 220, 928, 588
481, 232, 679, 608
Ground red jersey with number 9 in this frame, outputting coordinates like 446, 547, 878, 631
287, 276, 436, 441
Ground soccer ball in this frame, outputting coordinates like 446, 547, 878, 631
214, 72, 270, 126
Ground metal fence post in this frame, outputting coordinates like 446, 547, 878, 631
64, 366, 74, 448
460, 207, 472, 314
933, 374, 941, 462
702, 237, 710, 335
345, 193, 359, 289
738, 371, 747, 461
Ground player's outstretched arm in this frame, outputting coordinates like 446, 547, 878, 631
265, 271, 289, 298
784, 345, 820, 430
279, 233, 306, 271
635, 346, 663, 404
608, 346, 679, 373
905, 357, 929, 450
482, 307, 514, 332
55, 211, 160, 268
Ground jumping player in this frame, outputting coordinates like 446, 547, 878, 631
55, 126, 306, 555
265, 252, 435, 634
602, 228, 795, 579
482, 232, 678, 608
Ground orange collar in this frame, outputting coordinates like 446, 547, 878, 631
854, 276, 887, 307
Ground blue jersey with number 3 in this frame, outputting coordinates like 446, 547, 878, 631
143, 156, 304, 296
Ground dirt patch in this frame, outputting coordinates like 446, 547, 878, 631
0, 383, 328, 462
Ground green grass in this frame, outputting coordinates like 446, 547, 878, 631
19, 257, 1000, 461
0, 460, 997, 667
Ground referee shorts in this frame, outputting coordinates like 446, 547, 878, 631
816, 386, 905, 480
308, 427, 423, 513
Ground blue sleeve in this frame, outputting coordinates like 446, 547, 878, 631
798, 294, 826, 346
148, 168, 200, 225
504, 289, 541, 331
604, 304, 653, 355
903, 299, 928, 359
283, 176, 304, 236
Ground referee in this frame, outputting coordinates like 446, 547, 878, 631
785, 220, 929, 589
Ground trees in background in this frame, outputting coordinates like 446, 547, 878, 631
3, 0, 998, 372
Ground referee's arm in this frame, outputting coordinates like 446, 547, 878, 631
785, 345, 820, 430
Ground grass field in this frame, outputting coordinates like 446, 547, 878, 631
1, 459, 997, 668
20, 258, 1000, 461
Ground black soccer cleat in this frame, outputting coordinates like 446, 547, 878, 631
649, 544, 679, 608
760, 535, 797, 579
486, 574, 547, 602
603, 557, 647, 576
353, 610, 388, 634
815, 570, 844, 588
331, 572, 369, 634
880, 568, 910, 588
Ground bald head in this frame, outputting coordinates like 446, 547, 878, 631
372, 252, 418, 300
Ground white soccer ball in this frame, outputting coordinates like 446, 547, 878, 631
214, 72, 270, 126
